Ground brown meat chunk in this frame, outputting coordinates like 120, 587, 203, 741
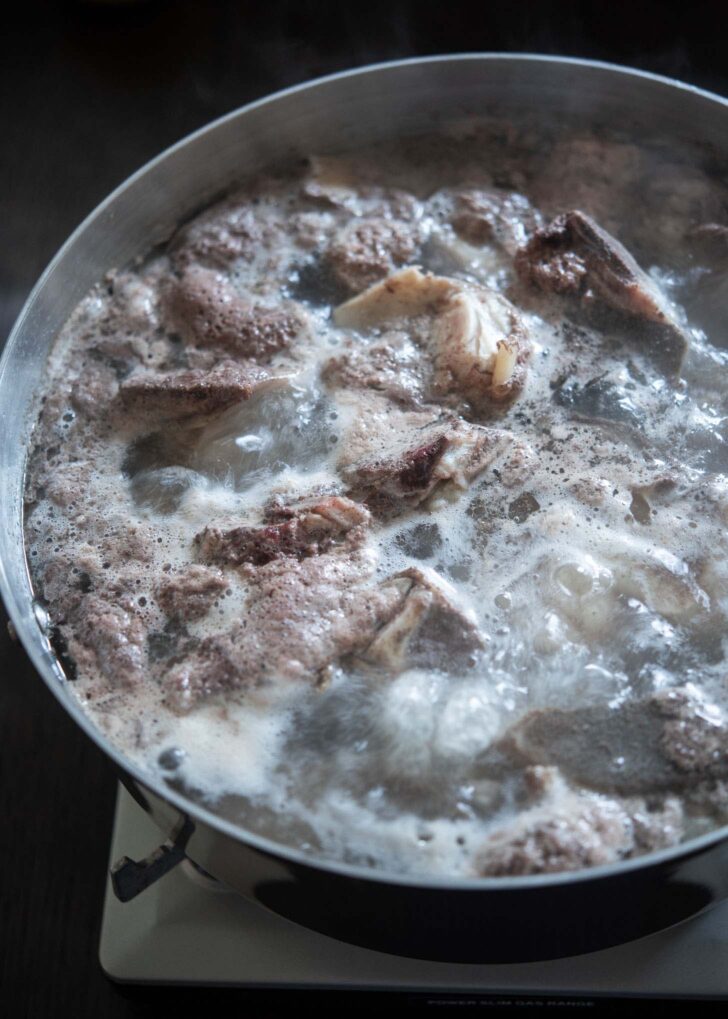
43, 462, 94, 510
118, 361, 273, 420
156, 565, 227, 622
263, 491, 365, 526
301, 156, 421, 219
363, 566, 485, 673
342, 431, 445, 517
69, 593, 145, 689
475, 763, 683, 876
515, 210, 688, 374
195, 496, 370, 567
334, 268, 531, 409
339, 399, 512, 518
476, 792, 635, 876
685, 779, 728, 820
165, 266, 306, 359
162, 552, 408, 711
451, 188, 542, 255
299, 155, 364, 209
629, 797, 685, 853
326, 217, 421, 293
162, 639, 240, 711
322, 335, 427, 407
170, 201, 266, 270
486, 686, 728, 796
36, 554, 88, 619
655, 687, 728, 773
70, 361, 120, 417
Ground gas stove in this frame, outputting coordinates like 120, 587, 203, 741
100, 785, 728, 1001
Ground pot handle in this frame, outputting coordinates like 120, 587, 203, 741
110, 814, 195, 902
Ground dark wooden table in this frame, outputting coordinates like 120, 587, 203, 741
2, 2, 727, 1014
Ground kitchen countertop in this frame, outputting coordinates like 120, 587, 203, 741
2, 2, 727, 1014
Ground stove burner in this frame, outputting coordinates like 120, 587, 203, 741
100, 786, 728, 998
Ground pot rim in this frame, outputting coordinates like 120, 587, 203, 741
3, 51, 728, 893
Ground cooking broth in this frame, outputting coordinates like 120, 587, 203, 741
24, 121, 728, 877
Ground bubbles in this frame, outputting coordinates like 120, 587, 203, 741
434, 683, 501, 760
553, 557, 612, 599
158, 746, 187, 771
130, 466, 204, 514
375, 671, 503, 780
190, 380, 334, 490
234, 434, 264, 453
680, 403, 728, 472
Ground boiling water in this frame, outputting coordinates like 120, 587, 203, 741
23, 122, 728, 876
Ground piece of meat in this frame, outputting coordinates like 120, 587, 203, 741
334, 267, 531, 408
301, 156, 422, 220
118, 361, 276, 420
362, 566, 485, 673
515, 210, 689, 375
105, 270, 162, 334
334, 266, 453, 330
170, 199, 268, 270
300, 155, 363, 209
66, 270, 163, 373
338, 396, 514, 517
431, 285, 530, 406
476, 778, 685, 876
164, 266, 307, 360
629, 796, 685, 853
322, 334, 428, 407
43, 461, 94, 510
195, 496, 370, 567
70, 361, 120, 417
476, 790, 635, 876
485, 685, 728, 796
516, 210, 662, 313
685, 779, 728, 820
326, 217, 421, 293
341, 429, 449, 516
68, 593, 146, 689
156, 565, 227, 622
36, 552, 93, 620
655, 686, 728, 773
161, 552, 408, 711
451, 188, 542, 255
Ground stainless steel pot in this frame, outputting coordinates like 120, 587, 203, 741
3, 55, 728, 964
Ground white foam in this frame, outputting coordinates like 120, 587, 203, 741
159, 699, 295, 800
